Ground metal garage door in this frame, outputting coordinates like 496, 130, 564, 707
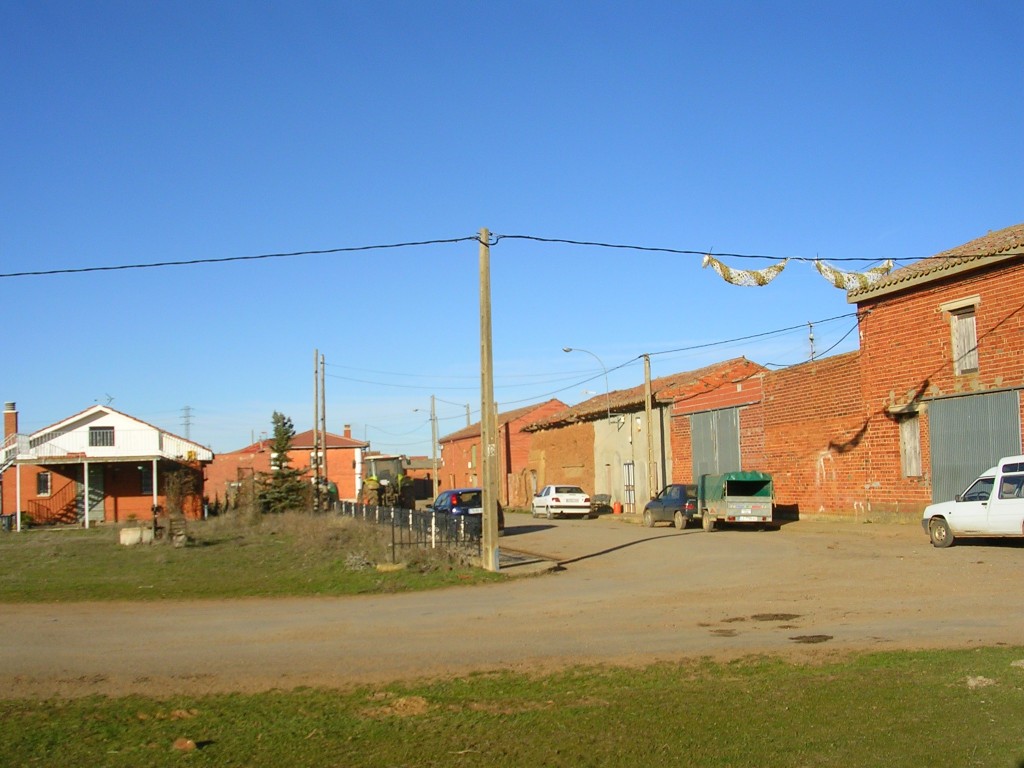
929, 391, 1021, 502
691, 407, 741, 479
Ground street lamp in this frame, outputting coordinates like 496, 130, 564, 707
563, 346, 611, 421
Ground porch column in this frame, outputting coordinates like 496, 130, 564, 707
83, 460, 90, 529
15, 462, 21, 532
151, 459, 158, 515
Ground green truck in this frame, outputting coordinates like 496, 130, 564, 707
698, 471, 774, 531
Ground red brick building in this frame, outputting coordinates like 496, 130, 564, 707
1, 403, 211, 528
526, 359, 766, 512
439, 399, 566, 507
664, 223, 1024, 521
849, 222, 1024, 516
204, 426, 367, 505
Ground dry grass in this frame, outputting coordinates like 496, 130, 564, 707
0, 512, 501, 602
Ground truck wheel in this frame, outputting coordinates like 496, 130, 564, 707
702, 512, 715, 532
928, 518, 954, 548
643, 510, 655, 527
674, 510, 687, 530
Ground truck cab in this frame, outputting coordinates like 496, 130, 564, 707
922, 455, 1024, 547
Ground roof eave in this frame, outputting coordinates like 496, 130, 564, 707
848, 250, 1023, 304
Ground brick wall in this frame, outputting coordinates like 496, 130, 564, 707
204, 444, 363, 503
761, 352, 870, 517
523, 422, 594, 506
667, 354, 867, 517
439, 399, 568, 505
857, 259, 1024, 516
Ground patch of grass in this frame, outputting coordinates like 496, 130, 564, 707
3, 647, 1024, 766
0, 513, 501, 601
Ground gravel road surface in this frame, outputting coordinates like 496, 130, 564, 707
3, 516, 1022, 698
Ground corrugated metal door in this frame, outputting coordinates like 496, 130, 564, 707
691, 407, 742, 478
929, 391, 1021, 502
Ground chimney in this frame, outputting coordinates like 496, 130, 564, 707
343, 424, 351, 439
4, 402, 18, 438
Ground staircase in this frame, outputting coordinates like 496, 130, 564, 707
0, 433, 20, 475
26, 482, 82, 526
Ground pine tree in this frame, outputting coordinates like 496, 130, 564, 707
258, 411, 310, 514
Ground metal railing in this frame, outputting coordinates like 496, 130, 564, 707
26, 481, 82, 526
337, 502, 482, 563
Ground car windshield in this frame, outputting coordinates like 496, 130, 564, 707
962, 477, 994, 502
555, 486, 584, 494
454, 491, 482, 506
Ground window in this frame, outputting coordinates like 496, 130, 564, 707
140, 467, 153, 495
89, 426, 115, 447
998, 475, 1024, 499
961, 477, 994, 502
469, 445, 477, 469
950, 307, 979, 375
898, 414, 921, 477
36, 471, 51, 497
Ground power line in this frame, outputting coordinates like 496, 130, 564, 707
496, 312, 862, 407
646, 311, 860, 357
0, 236, 481, 278
496, 234, 901, 265
4, 232, 1013, 280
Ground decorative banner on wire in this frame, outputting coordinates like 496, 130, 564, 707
702, 253, 789, 286
813, 259, 894, 290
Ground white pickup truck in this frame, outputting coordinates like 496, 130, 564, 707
922, 455, 1024, 548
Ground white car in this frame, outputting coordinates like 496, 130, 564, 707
532, 485, 592, 519
922, 455, 1024, 547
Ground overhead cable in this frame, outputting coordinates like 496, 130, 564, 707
0, 236, 480, 278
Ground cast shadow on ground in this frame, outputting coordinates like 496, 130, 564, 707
557, 531, 688, 566
502, 524, 556, 536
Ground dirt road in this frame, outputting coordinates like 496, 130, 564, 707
3, 516, 1023, 699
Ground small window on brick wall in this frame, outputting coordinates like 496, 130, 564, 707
36, 471, 52, 497
899, 413, 922, 478
950, 306, 979, 375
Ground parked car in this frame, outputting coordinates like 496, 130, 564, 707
643, 484, 697, 529
922, 455, 1024, 548
532, 485, 592, 519
428, 488, 504, 531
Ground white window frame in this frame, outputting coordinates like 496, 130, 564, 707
88, 426, 115, 447
36, 471, 52, 497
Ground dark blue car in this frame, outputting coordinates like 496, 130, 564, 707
429, 488, 505, 531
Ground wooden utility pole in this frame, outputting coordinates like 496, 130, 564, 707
320, 351, 328, 503
430, 394, 439, 499
479, 227, 500, 572
313, 348, 321, 510
644, 354, 656, 500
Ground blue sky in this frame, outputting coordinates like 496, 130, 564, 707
3, 1, 1022, 456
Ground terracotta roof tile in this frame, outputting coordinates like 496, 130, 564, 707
848, 222, 1024, 301
439, 399, 566, 442
526, 358, 765, 429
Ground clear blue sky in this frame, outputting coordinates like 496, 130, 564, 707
3, 1, 1022, 456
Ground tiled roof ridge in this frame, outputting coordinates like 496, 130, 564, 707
848, 222, 1024, 300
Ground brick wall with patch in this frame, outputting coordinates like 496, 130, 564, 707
855, 253, 1024, 516
761, 351, 869, 518
523, 421, 595, 500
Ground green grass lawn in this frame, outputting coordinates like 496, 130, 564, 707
3, 648, 1024, 767
4, 515, 1022, 766
0, 513, 501, 601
